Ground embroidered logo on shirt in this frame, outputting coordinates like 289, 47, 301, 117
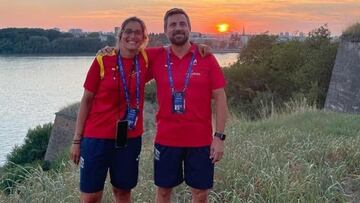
191, 72, 201, 76
164, 62, 173, 68
130, 70, 141, 78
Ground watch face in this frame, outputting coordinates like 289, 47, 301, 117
215, 133, 226, 140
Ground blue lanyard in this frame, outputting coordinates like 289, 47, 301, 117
117, 50, 140, 109
166, 47, 196, 94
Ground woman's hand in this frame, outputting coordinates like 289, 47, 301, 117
198, 43, 212, 57
70, 142, 81, 165
96, 46, 116, 56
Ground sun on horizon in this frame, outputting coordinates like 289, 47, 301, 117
216, 23, 230, 33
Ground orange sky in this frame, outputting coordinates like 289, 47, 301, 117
0, 0, 359, 36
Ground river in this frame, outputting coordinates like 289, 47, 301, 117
0, 53, 238, 165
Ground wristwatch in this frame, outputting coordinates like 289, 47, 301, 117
214, 132, 226, 141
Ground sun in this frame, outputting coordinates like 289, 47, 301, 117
216, 23, 229, 33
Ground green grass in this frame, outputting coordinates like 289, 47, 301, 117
342, 22, 360, 42
1, 109, 360, 202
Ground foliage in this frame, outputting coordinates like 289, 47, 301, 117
0, 28, 115, 54
238, 34, 278, 64
342, 22, 360, 42
0, 123, 53, 193
148, 33, 169, 47
144, 81, 157, 103
5, 123, 52, 165
1, 110, 360, 202
224, 25, 338, 119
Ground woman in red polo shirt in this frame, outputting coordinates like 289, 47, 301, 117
70, 16, 148, 203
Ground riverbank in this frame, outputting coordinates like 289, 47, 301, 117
1, 109, 360, 202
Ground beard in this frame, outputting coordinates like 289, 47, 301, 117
168, 31, 189, 46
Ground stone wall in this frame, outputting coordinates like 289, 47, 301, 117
325, 40, 360, 113
44, 102, 156, 162
44, 103, 78, 162
44, 112, 76, 162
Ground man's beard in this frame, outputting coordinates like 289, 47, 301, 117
169, 31, 189, 46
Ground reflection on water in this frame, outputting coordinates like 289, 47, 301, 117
0, 53, 238, 165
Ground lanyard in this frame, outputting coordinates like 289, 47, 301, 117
117, 50, 140, 109
166, 47, 196, 94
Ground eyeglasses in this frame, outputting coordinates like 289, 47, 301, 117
123, 29, 143, 36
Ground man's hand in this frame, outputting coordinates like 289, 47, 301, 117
210, 137, 224, 163
96, 46, 116, 56
198, 43, 212, 57
70, 143, 81, 165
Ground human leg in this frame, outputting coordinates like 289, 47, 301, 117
112, 187, 131, 203
110, 137, 142, 202
190, 188, 209, 203
80, 138, 112, 202
154, 143, 185, 202
184, 146, 214, 203
156, 187, 173, 203
80, 191, 103, 203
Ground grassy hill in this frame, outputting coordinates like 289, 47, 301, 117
1, 109, 360, 202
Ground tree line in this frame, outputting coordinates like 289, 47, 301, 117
0, 28, 187, 54
0, 28, 116, 54
223, 25, 339, 118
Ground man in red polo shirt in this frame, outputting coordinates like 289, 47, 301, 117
146, 8, 229, 203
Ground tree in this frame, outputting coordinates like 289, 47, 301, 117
27, 36, 50, 53
306, 24, 331, 48
239, 34, 277, 64
88, 32, 100, 38
224, 25, 337, 118
0, 39, 13, 53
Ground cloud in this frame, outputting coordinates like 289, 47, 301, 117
1, 0, 359, 34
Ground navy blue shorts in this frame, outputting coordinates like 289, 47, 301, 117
154, 143, 214, 189
80, 136, 141, 193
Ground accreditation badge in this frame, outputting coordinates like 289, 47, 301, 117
125, 107, 139, 129
172, 92, 185, 113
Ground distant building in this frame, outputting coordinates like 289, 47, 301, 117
114, 27, 121, 37
239, 35, 249, 47
278, 31, 306, 42
68, 28, 84, 37
99, 32, 114, 42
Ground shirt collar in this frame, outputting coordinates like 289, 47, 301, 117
167, 43, 197, 56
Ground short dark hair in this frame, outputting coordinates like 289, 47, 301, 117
163, 8, 191, 32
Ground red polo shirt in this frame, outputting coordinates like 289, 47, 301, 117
146, 45, 226, 147
83, 54, 147, 139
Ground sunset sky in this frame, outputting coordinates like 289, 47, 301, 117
0, 0, 359, 36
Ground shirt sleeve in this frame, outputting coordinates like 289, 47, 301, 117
144, 47, 162, 83
208, 54, 227, 90
145, 67, 154, 83
83, 58, 101, 93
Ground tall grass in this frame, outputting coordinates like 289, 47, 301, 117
342, 22, 360, 42
1, 105, 360, 202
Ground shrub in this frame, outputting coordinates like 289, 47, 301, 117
5, 123, 52, 166
144, 81, 156, 103
224, 25, 338, 119
0, 123, 53, 193
342, 22, 360, 42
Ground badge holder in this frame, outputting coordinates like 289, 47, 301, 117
125, 107, 139, 129
172, 92, 185, 113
